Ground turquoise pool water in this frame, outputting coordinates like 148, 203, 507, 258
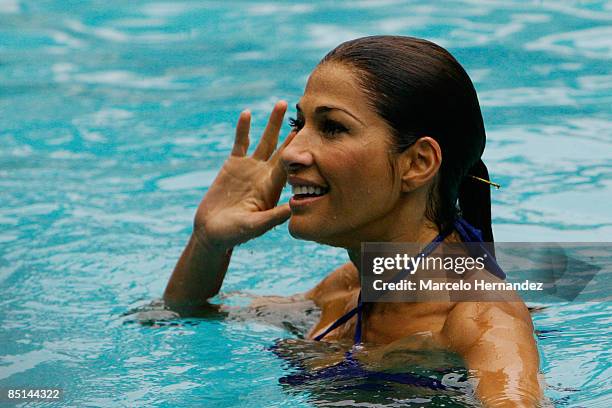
1, 1, 611, 406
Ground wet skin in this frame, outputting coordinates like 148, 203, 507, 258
164, 63, 543, 407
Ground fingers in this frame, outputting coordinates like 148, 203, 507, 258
270, 129, 296, 163
231, 110, 251, 157
253, 101, 287, 160
269, 130, 297, 187
250, 204, 291, 236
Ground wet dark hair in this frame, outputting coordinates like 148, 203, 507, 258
320, 35, 494, 242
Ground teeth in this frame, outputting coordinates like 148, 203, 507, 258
291, 185, 326, 195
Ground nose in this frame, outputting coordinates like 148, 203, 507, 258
281, 130, 314, 173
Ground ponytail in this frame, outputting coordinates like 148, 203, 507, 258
458, 159, 494, 244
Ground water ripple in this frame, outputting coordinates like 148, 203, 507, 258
527, 26, 612, 60
1, 1, 611, 406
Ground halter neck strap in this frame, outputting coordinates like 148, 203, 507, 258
314, 226, 452, 342
313, 217, 504, 344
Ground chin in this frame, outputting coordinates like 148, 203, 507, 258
288, 216, 354, 248
287, 217, 320, 241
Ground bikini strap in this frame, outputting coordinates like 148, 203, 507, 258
454, 217, 483, 242
315, 219, 506, 344
454, 218, 506, 279
313, 300, 363, 341
315, 229, 451, 343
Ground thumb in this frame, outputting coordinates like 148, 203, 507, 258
249, 203, 291, 236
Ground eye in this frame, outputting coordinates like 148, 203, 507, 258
288, 116, 304, 132
321, 119, 348, 137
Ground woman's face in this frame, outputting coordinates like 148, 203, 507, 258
281, 62, 405, 248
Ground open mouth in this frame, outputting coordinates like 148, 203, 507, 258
291, 185, 329, 200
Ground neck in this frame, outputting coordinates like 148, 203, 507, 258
347, 214, 440, 273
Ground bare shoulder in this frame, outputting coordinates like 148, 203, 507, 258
441, 301, 542, 405
442, 300, 534, 352
305, 262, 359, 306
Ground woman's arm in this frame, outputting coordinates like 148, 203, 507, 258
303, 262, 360, 339
304, 261, 359, 305
162, 233, 233, 310
443, 302, 542, 407
163, 101, 295, 311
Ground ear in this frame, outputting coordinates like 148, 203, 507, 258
399, 136, 442, 193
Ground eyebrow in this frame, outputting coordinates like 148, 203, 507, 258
296, 103, 364, 125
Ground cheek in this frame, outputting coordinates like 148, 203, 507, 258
326, 145, 395, 206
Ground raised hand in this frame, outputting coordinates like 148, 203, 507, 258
192, 101, 295, 250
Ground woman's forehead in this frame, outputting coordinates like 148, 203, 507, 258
300, 63, 371, 116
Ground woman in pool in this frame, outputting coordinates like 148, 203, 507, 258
163, 36, 542, 406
